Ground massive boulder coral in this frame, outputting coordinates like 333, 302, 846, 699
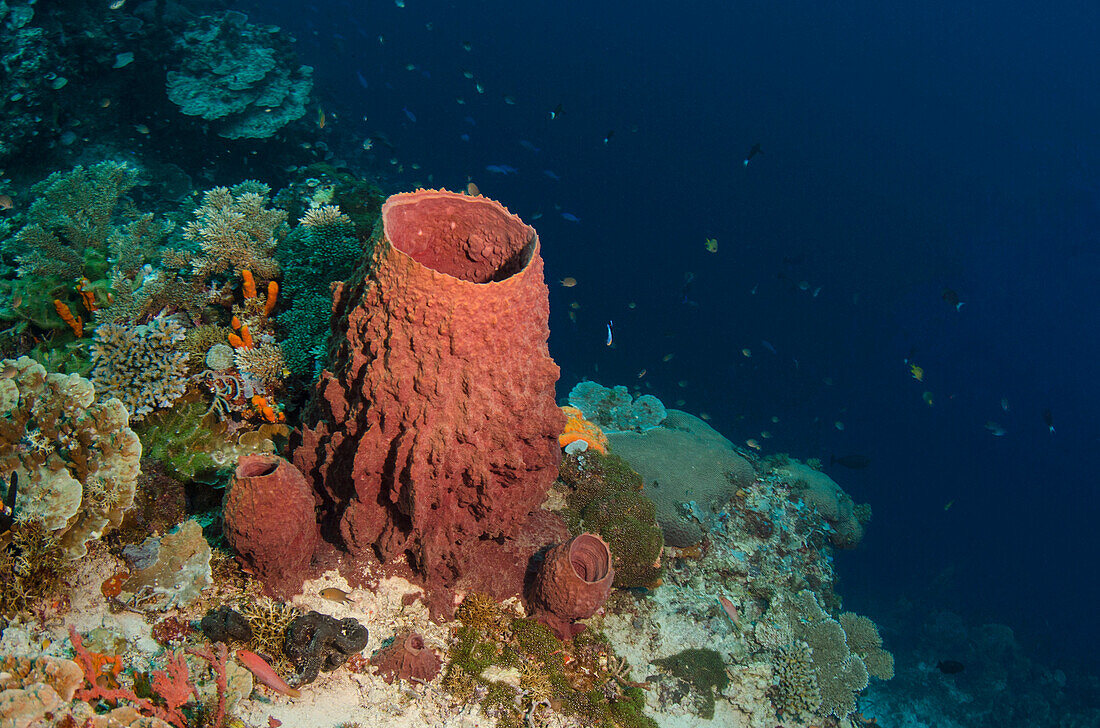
166, 10, 313, 139
0, 357, 140, 559
608, 409, 755, 547
774, 459, 870, 548
295, 189, 564, 602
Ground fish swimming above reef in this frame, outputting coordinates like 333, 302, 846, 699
937, 659, 965, 674
831, 454, 871, 469
485, 164, 517, 175
942, 287, 965, 310
320, 587, 354, 605
1042, 408, 1055, 434
984, 421, 1007, 437
743, 142, 762, 166
550, 103, 564, 120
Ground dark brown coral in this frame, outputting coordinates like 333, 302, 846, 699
283, 611, 369, 684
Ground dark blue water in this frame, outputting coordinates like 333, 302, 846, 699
240, 0, 1100, 671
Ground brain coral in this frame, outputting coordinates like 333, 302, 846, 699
774, 460, 869, 548
607, 409, 755, 547
0, 357, 141, 559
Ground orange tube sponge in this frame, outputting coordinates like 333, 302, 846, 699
228, 333, 245, 349
264, 281, 279, 317
559, 405, 608, 453
53, 299, 83, 337
239, 324, 254, 348
241, 269, 257, 299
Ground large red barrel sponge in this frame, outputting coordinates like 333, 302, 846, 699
223, 455, 320, 594
295, 189, 564, 590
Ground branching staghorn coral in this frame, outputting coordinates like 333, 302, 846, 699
14, 161, 138, 280
183, 183, 286, 280
89, 313, 191, 420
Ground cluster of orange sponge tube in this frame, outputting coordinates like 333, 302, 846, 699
558, 405, 609, 454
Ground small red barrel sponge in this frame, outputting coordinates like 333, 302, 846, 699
370, 632, 442, 685
531, 533, 615, 623
223, 455, 320, 592
295, 189, 565, 593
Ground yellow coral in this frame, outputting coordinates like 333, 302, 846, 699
559, 406, 609, 454
184, 183, 286, 279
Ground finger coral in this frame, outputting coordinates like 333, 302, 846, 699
89, 313, 191, 421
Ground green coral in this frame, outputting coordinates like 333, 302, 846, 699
652, 648, 729, 720
0, 162, 171, 370
134, 396, 287, 483
276, 204, 366, 377
13, 161, 138, 280
443, 595, 655, 728
559, 451, 664, 588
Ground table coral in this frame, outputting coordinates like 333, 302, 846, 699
166, 11, 313, 140
295, 189, 564, 604
0, 356, 140, 561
